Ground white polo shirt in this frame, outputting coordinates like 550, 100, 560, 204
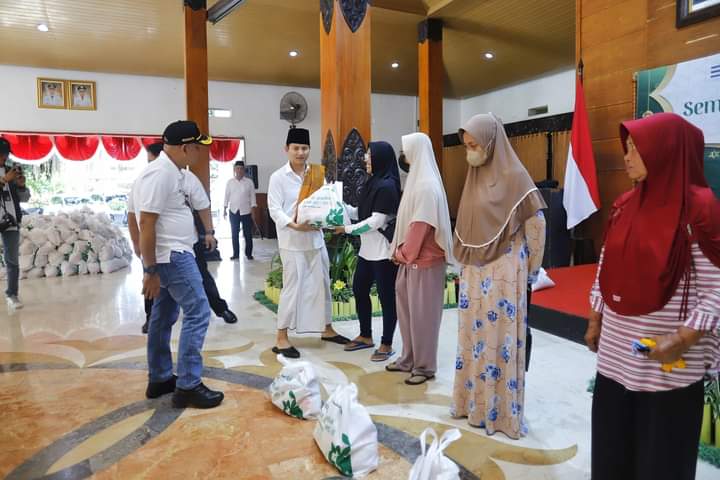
224, 176, 256, 215
267, 163, 324, 252
129, 153, 209, 263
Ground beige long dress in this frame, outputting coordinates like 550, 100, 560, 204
451, 212, 546, 439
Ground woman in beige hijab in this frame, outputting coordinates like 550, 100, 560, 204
451, 113, 546, 439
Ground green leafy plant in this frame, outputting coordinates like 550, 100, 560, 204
267, 253, 284, 289
706, 378, 720, 421
282, 391, 304, 420
328, 433, 353, 477
446, 272, 459, 282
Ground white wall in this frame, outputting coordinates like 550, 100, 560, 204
460, 69, 575, 125
0, 65, 422, 191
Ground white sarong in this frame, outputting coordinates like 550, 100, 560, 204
277, 247, 332, 333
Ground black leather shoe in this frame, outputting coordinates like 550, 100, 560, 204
246, 255, 254, 260
142, 320, 149, 334
229, 256, 239, 260
146, 375, 177, 399
172, 383, 224, 409
220, 310, 237, 324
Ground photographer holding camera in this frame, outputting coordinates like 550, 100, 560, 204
0, 138, 31, 313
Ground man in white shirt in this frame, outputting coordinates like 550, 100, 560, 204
267, 127, 350, 358
223, 161, 257, 260
42, 82, 64, 106
72, 85, 92, 108
132, 121, 223, 409
129, 143, 237, 335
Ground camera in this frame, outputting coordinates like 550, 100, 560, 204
0, 212, 17, 232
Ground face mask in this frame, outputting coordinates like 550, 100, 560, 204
466, 149, 486, 167
398, 152, 410, 173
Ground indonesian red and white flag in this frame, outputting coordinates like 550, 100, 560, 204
563, 76, 600, 229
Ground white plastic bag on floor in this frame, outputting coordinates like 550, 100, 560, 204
87, 261, 101, 274
19, 255, 35, 272
19, 240, 36, 255
297, 182, 349, 228
408, 428, 462, 480
44, 265, 60, 278
531, 267, 556, 292
268, 354, 322, 420
314, 383, 378, 478
27, 267, 45, 279
34, 254, 48, 268
77, 260, 89, 275
100, 257, 128, 274
60, 261, 77, 277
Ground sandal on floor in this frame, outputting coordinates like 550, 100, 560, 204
404, 374, 435, 385
385, 361, 407, 372
321, 334, 351, 345
371, 349, 394, 362
344, 340, 375, 352
272, 346, 300, 359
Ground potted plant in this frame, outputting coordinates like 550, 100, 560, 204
702, 377, 720, 447
332, 280, 352, 317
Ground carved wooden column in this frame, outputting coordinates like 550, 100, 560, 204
184, 0, 210, 191
320, 0, 372, 206
418, 18, 443, 169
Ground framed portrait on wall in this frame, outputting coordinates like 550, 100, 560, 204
37, 78, 66, 109
677, 0, 720, 27
68, 80, 96, 110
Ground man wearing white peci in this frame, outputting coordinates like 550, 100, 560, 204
267, 127, 350, 359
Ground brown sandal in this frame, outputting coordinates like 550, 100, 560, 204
385, 361, 407, 372
404, 374, 435, 385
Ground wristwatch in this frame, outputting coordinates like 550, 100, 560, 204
143, 265, 158, 275
207, 229, 215, 235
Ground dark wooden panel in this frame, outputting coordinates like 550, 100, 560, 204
441, 145, 467, 219
584, 68, 636, 109
419, 24, 444, 169
587, 102, 634, 141
581, 0, 629, 18
582, 31, 647, 80
582, 0, 647, 48
593, 138, 626, 171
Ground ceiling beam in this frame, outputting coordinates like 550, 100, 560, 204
372, 0, 427, 15
427, 0, 481, 17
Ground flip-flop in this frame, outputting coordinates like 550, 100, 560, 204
321, 334, 351, 345
404, 374, 435, 385
272, 346, 300, 359
371, 349, 395, 362
385, 362, 407, 372
344, 340, 375, 352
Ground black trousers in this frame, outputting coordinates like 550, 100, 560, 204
144, 243, 229, 319
591, 373, 704, 480
229, 211, 253, 258
353, 257, 398, 346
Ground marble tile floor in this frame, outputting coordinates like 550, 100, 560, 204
1, 239, 717, 479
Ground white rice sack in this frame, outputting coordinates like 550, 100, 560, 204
297, 183, 350, 228
78, 260, 89, 275
19, 240, 37, 256
79, 229, 93, 241
87, 250, 99, 263
28, 228, 48, 246
27, 267, 45, 279
38, 242, 55, 256
68, 252, 82, 265
48, 251, 64, 267
87, 261, 101, 274
58, 243, 73, 255
19, 271, 28, 280
65, 233, 79, 245
47, 229, 62, 246
34, 254, 48, 268
44, 265, 60, 278
99, 245, 114, 262
19, 255, 35, 272
100, 257, 129, 274
60, 261, 78, 277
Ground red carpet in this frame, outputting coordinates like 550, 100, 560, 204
531, 264, 598, 319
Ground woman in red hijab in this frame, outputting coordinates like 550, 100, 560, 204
585, 113, 720, 480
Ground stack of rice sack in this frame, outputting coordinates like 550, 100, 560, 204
0, 209, 133, 280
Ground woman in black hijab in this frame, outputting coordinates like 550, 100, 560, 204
337, 141, 402, 362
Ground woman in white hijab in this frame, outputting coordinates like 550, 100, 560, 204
451, 113, 546, 439
386, 132, 454, 385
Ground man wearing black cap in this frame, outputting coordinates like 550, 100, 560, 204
129, 142, 237, 334
0, 138, 31, 313
130, 121, 223, 409
223, 160, 257, 260
267, 128, 350, 358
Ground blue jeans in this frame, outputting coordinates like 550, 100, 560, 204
147, 251, 211, 390
2, 230, 19, 298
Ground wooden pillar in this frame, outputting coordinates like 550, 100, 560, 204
418, 18, 443, 169
184, 0, 210, 192
320, 0, 372, 206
